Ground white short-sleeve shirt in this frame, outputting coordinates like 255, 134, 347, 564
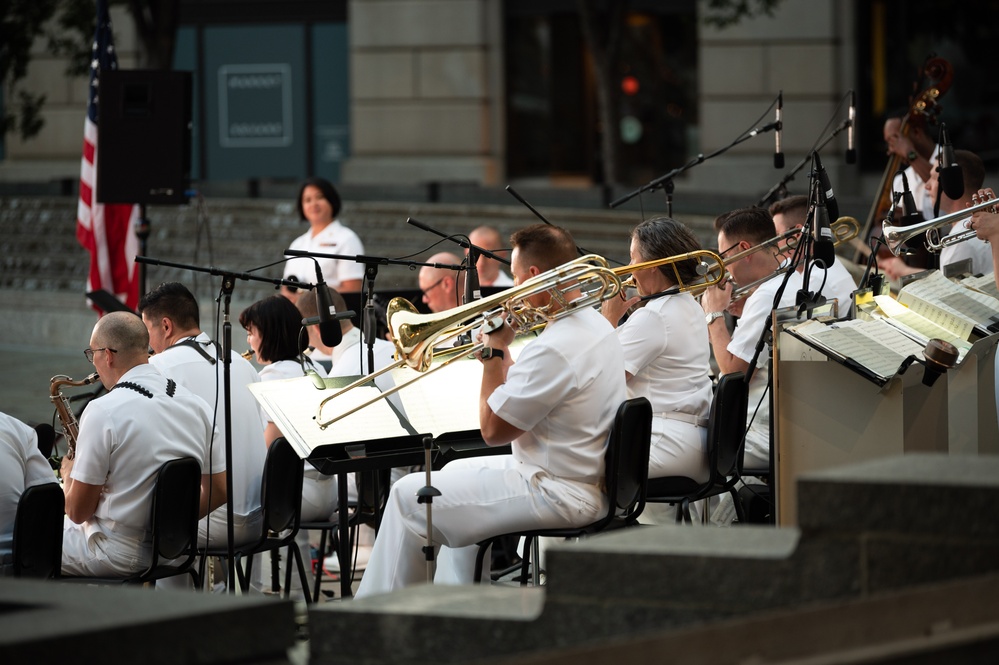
0, 412, 57, 561
283, 220, 365, 290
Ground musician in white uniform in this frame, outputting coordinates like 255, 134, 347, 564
600, 217, 711, 483
769, 195, 858, 313
240, 295, 330, 596
62, 312, 221, 577
0, 411, 58, 574
702, 208, 803, 471
468, 225, 514, 287
356, 224, 626, 596
139, 282, 267, 557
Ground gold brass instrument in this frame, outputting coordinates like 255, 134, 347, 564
241, 349, 254, 360
315, 254, 622, 429
49, 372, 100, 463
615, 249, 726, 294
882, 197, 998, 256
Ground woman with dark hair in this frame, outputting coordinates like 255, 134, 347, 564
282, 177, 364, 300
601, 217, 712, 492
239, 295, 331, 596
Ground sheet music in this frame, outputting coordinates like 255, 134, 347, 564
390, 334, 534, 438
874, 296, 972, 359
249, 376, 414, 459
898, 271, 999, 330
958, 273, 999, 299
792, 319, 919, 379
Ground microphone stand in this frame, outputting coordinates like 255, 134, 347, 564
611, 119, 781, 209
406, 217, 510, 268
503, 186, 623, 263
756, 118, 852, 208
135, 255, 307, 594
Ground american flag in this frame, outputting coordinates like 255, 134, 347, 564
76, 0, 139, 313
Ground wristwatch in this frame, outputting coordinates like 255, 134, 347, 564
705, 311, 725, 325
906, 150, 918, 162
480, 347, 505, 362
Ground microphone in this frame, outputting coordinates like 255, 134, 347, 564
899, 170, 922, 224
812, 152, 839, 221
811, 184, 836, 268
846, 90, 857, 165
774, 91, 784, 169
464, 248, 481, 305
938, 123, 964, 200
312, 262, 343, 348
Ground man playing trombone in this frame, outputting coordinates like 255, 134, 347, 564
701, 208, 803, 472
355, 224, 626, 596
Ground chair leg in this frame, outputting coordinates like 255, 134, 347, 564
681, 498, 692, 524
519, 536, 534, 587
288, 543, 312, 604
530, 537, 542, 586
239, 554, 251, 592
473, 540, 490, 583
312, 528, 328, 602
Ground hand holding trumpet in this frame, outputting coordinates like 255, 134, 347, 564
967, 188, 999, 243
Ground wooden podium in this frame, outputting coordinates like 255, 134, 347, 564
773, 327, 999, 526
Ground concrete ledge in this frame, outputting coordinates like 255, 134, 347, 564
0, 578, 297, 664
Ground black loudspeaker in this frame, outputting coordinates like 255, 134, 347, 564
97, 70, 192, 205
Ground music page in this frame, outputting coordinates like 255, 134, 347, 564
958, 274, 999, 299
249, 376, 413, 459
874, 295, 972, 359
790, 318, 920, 380
898, 271, 999, 331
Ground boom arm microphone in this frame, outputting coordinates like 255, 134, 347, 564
938, 123, 964, 200
312, 261, 343, 348
774, 91, 784, 169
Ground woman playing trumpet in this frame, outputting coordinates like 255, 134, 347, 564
601, 217, 713, 507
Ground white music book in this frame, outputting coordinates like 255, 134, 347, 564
249, 374, 415, 460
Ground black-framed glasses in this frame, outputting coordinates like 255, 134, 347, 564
421, 277, 445, 296
84, 347, 117, 363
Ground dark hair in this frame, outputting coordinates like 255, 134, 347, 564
238, 295, 307, 363
137, 282, 200, 329
509, 224, 577, 273
631, 217, 703, 286
716, 207, 776, 246
954, 149, 985, 194
296, 177, 342, 220
768, 195, 809, 231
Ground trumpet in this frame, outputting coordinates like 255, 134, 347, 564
883, 196, 997, 256
315, 254, 622, 428
241, 349, 254, 360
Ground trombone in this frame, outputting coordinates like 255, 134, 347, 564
707, 216, 860, 301
315, 254, 621, 428
883, 197, 997, 256
314, 248, 728, 429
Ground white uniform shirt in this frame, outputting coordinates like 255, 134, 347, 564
486, 271, 514, 288
729, 271, 803, 465
804, 257, 858, 316
940, 223, 993, 276
616, 292, 712, 423
71, 364, 215, 542
892, 144, 941, 221
487, 307, 626, 483
0, 412, 57, 561
283, 220, 365, 290
149, 334, 266, 519
258, 358, 328, 480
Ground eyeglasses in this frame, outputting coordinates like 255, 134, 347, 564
421, 278, 445, 296
84, 347, 117, 363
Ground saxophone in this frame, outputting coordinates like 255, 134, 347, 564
49, 372, 100, 462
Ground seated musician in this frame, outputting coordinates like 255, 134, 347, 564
62, 312, 223, 577
467, 225, 514, 287
881, 150, 990, 280
418, 252, 463, 313
1, 411, 58, 575
884, 113, 939, 220
139, 282, 267, 562
354, 223, 626, 596
969, 187, 999, 284
701, 208, 803, 472
769, 195, 858, 310
599, 217, 712, 518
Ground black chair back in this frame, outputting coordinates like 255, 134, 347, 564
148, 457, 201, 566
13, 482, 64, 579
708, 371, 749, 482
609, 397, 652, 520
261, 438, 305, 534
